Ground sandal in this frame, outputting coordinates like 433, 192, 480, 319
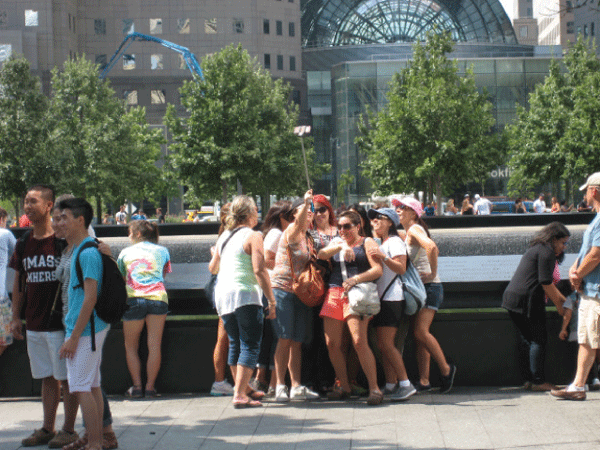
248, 389, 265, 401
232, 396, 263, 409
366, 390, 384, 406
102, 431, 118, 450
125, 386, 143, 398
327, 387, 351, 401
62, 433, 88, 450
145, 389, 160, 398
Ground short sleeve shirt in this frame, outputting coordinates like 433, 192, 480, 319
376, 236, 407, 301
577, 213, 600, 297
66, 237, 107, 338
9, 233, 63, 332
117, 241, 172, 303
0, 229, 16, 298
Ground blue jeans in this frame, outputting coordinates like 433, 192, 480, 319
508, 310, 547, 384
221, 305, 264, 368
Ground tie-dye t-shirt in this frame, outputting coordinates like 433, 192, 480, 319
117, 241, 172, 303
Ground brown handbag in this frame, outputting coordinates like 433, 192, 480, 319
286, 238, 326, 307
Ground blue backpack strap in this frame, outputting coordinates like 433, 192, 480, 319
74, 240, 100, 351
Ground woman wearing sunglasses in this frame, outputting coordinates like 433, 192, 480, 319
394, 197, 456, 393
310, 195, 338, 251
366, 208, 417, 401
317, 211, 384, 405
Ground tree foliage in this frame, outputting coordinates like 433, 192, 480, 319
165, 44, 327, 205
506, 37, 600, 200
0, 55, 58, 210
49, 56, 166, 207
357, 32, 497, 212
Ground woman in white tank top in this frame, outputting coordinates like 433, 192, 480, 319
395, 197, 456, 394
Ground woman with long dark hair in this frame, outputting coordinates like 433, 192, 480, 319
502, 221, 569, 391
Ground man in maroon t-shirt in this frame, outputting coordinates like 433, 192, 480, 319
10, 185, 79, 448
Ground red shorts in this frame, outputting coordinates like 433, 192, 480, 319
319, 286, 351, 321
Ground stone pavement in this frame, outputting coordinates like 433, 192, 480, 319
2, 387, 600, 450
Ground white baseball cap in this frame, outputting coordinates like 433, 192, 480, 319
580, 172, 600, 191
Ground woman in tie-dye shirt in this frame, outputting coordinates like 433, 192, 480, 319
117, 220, 172, 398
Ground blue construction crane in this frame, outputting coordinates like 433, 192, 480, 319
100, 32, 203, 80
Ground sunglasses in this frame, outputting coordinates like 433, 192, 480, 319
315, 206, 329, 214
337, 223, 355, 231
397, 204, 409, 210
375, 214, 389, 221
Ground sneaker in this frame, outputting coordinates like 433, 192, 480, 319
210, 380, 234, 396
590, 378, 600, 391
390, 383, 417, 402
22, 428, 56, 447
249, 378, 269, 393
383, 384, 398, 396
440, 364, 457, 394
48, 429, 78, 448
275, 385, 290, 403
265, 386, 276, 398
290, 385, 320, 400
415, 382, 432, 392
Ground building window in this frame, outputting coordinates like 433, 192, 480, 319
124, 90, 138, 105
527, 7, 532, 17
25, 10, 39, 27
205, 18, 217, 34
178, 18, 190, 34
264, 54, 271, 69
292, 89, 300, 106
584, 24, 588, 37
233, 19, 244, 34
68, 13, 71, 30
277, 54, 283, 70
592, 22, 595, 37
151, 54, 163, 70
123, 19, 134, 34
73, 16, 76, 32
94, 19, 106, 35
276, 20, 283, 36
289, 56, 296, 71
263, 19, 270, 34
289, 22, 295, 37
567, 21, 575, 34
0, 44, 12, 62
0, 10, 7, 28
520, 26, 528, 38
123, 54, 135, 70
150, 18, 162, 34
95, 54, 107, 71
151, 90, 166, 104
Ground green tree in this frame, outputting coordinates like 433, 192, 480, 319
0, 55, 58, 215
49, 56, 166, 217
357, 32, 496, 213
507, 37, 600, 201
165, 44, 327, 206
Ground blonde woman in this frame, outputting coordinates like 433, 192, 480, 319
208, 196, 276, 408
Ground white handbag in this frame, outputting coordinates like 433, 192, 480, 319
340, 258, 381, 316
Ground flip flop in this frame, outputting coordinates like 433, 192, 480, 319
233, 397, 263, 409
125, 386, 144, 398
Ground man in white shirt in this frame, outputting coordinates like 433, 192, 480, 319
533, 194, 547, 213
473, 194, 493, 215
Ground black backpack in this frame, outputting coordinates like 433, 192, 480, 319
74, 240, 128, 350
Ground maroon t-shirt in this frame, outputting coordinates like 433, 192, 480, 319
9, 234, 63, 332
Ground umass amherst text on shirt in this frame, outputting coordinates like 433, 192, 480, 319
9, 234, 63, 332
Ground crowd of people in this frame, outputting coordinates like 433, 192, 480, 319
2, 173, 600, 446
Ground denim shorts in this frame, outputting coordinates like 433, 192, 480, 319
424, 283, 444, 311
122, 298, 168, 321
272, 289, 313, 344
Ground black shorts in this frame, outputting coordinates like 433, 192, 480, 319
372, 300, 404, 328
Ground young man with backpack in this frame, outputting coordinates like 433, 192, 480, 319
9, 185, 80, 448
57, 198, 107, 450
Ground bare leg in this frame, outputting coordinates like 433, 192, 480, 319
346, 316, 380, 393
77, 388, 103, 450
414, 308, 450, 385
573, 343, 597, 387
42, 376, 60, 432
324, 317, 350, 392
145, 314, 167, 392
274, 338, 292, 386
289, 341, 303, 387
376, 326, 408, 384
60, 380, 78, 433
122, 319, 145, 388
213, 319, 230, 382
234, 365, 255, 400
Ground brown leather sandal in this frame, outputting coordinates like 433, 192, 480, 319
62, 433, 88, 450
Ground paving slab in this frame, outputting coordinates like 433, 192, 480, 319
2, 387, 600, 450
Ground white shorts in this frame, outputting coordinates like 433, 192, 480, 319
66, 328, 108, 393
578, 294, 600, 349
26, 330, 68, 380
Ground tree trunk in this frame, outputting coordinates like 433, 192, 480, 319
13, 199, 20, 224
221, 179, 228, 206
435, 176, 443, 216
96, 196, 102, 225
260, 194, 270, 219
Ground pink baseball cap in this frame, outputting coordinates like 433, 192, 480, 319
397, 197, 424, 218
